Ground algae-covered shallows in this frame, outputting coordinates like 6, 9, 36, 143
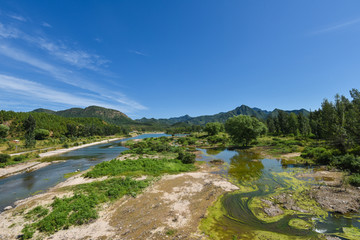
198, 148, 360, 239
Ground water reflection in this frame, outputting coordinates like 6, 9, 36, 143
228, 150, 263, 182
198, 147, 360, 239
23, 174, 35, 190
206, 148, 226, 155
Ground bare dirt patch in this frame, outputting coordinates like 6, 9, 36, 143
0, 163, 238, 240
280, 152, 301, 159
298, 170, 344, 187
106, 164, 238, 240
310, 186, 360, 214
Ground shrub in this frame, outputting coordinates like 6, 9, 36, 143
348, 174, 360, 187
178, 151, 196, 164
0, 153, 10, 163
331, 154, 360, 173
300, 147, 335, 164
34, 129, 50, 140
6, 142, 16, 151
207, 135, 228, 144
13, 155, 27, 162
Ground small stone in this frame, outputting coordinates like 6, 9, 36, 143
4, 206, 12, 211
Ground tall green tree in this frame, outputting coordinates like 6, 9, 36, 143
297, 113, 311, 137
24, 115, 36, 148
288, 113, 299, 136
0, 124, 9, 138
225, 115, 267, 146
204, 122, 224, 136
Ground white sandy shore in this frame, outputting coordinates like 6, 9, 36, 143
38, 138, 121, 157
0, 138, 122, 178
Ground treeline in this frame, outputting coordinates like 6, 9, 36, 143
0, 111, 129, 139
265, 89, 360, 152
309, 89, 360, 153
266, 112, 311, 137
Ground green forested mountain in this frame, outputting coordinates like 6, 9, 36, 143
137, 105, 309, 126
33, 106, 134, 125
0, 110, 128, 138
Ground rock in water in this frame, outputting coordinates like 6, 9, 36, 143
4, 206, 12, 211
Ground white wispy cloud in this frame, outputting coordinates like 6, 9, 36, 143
129, 49, 148, 56
312, 18, 360, 34
8, 14, 26, 22
0, 21, 109, 70
0, 44, 146, 111
42, 22, 52, 28
0, 17, 146, 113
0, 22, 20, 38
0, 73, 130, 111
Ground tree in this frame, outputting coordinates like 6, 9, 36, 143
34, 129, 50, 140
288, 113, 299, 136
204, 122, 224, 136
225, 115, 267, 146
24, 115, 36, 148
266, 117, 276, 135
298, 113, 311, 137
0, 124, 9, 138
277, 110, 290, 134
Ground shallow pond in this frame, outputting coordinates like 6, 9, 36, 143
0, 133, 169, 211
198, 148, 360, 239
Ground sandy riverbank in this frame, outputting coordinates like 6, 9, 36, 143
0, 162, 238, 240
0, 137, 122, 178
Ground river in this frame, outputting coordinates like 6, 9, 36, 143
198, 148, 360, 239
0, 133, 168, 211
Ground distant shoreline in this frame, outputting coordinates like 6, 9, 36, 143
0, 132, 168, 179
0, 137, 123, 179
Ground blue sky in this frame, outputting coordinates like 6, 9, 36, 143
0, 1, 359, 119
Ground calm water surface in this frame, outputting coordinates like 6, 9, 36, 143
0, 133, 168, 211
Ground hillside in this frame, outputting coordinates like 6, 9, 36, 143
137, 105, 309, 126
0, 110, 128, 138
33, 106, 134, 125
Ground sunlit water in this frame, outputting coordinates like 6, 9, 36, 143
198, 148, 360, 239
0, 133, 169, 211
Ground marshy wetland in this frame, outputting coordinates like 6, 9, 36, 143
198, 147, 360, 239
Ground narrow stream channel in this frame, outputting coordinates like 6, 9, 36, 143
0, 133, 169, 211
198, 148, 360, 239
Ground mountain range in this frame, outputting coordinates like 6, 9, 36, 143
136, 105, 309, 125
32, 105, 309, 127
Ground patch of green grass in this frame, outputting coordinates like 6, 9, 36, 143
20, 177, 149, 239
166, 229, 176, 235
8, 223, 16, 228
63, 171, 80, 179
30, 190, 43, 196
84, 157, 195, 178
25, 206, 49, 220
